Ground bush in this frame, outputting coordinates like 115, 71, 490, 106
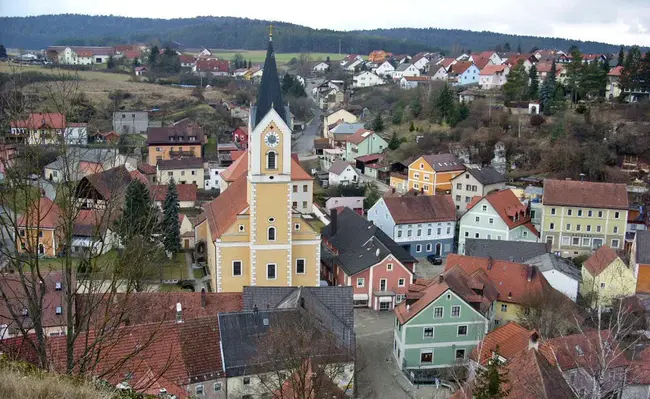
530, 114, 545, 127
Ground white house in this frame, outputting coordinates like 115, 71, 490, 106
328, 160, 359, 186
479, 65, 510, 90
375, 61, 395, 77
458, 189, 539, 254
312, 61, 330, 73
411, 54, 430, 71
64, 123, 88, 145
320, 147, 345, 171
391, 63, 420, 79
451, 167, 506, 213
429, 65, 449, 81
325, 196, 364, 214
352, 71, 385, 88
526, 253, 581, 301
400, 76, 431, 90
204, 162, 226, 190
340, 54, 364, 67
342, 59, 363, 72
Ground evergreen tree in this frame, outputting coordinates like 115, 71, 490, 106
148, 45, 159, 65
617, 46, 625, 67
248, 60, 252, 69
162, 179, 181, 254
371, 113, 384, 132
517, 42, 522, 54
133, 57, 140, 67
115, 181, 158, 243
458, 101, 470, 121
503, 42, 511, 52
566, 48, 584, 103
410, 95, 422, 118
391, 105, 403, 125
409, 121, 415, 132
436, 84, 456, 125
0, 44, 7, 59
388, 132, 401, 150
502, 62, 529, 103
540, 60, 557, 115
107, 55, 115, 69
528, 64, 539, 100
473, 356, 510, 399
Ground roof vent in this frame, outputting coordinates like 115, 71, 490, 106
375, 248, 380, 257
176, 302, 183, 323
263, 318, 269, 326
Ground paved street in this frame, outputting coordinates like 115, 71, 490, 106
292, 78, 324, 157
355, 309, 452, 399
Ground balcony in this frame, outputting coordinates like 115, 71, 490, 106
169, 150, 196, 157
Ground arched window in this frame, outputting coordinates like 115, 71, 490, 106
267, 151, 277, 170
268, 226, 276, 241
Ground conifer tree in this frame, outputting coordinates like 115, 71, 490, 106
388, 132, 401, 150
502, 62, 529, 103
0, 44, 7, 59
617, 46, 625, 67
115, 180, 158, 243
436, 83, 456, 125
162, 179, 181, 254
392, 106, 403, 125
528, 64, 539, 100
371, 113, 384, 132
148, 45, 159, 65
473, 356, 510, 399
540, 60, 557, 115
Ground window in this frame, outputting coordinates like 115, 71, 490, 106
303, 185, 308, 192
475, 233, 480, 238
19, 230, 25, 237
267, 264, 277, 280
576, 224, 581, 231
407, 230, 412, 237
38, 231, 43, 238
214, 383, 222, 392
243, 377, 251, 385
562, 236, 570, 245
167, 171, 173, 177
588, 210, 593, 217
578, 209, 583, 216
428, 228, 433, 235
396, 294, 405, 303
613, 226, 618, 234
456, 195, 461, 201
551, 208, 556, 215
423, 327, 434, 338
195, 385, 204, 395
488, 218, 494, 224
267, 226, 276, 241
572, 237, 580, 246
267, 151, 277, 169
464, 232, 469, 237
55, 306, 62, 315
456, 183, 462, 189
611, 239, 620, 248
420, 350, 433, 364
416, 244, 422, 253
433, 306, 443, 318
55, 282, 62, 291
598, 211, 603, 218
292, 201, 298, 208
420, 163, 424, 169
398, 278, 406, 287
426, 243, 432, 252
233, 261, 242, 276
501, 304, 508, 312
424, 175, 430, 181
482, 205, 487, 211
293, 185, 298, 192
475, 216, 480, 223
566, 223, 571, 231
356, 278, 364, 287
457, 325, 468, 336
191, 170, 196, 175
417, 229, 422, 236
454, 349, 467, 360
596, 225, 602, 233
583, 237, 591, 247
549, 223, 555, 230
414, 183, 419, 189
387, 263, 393, 271
614, 211, 620, 219
414, 172, 420, 179
302, 201, 307, 209
465, 196, 471, 203
447, 226, 451, 234
296, 259, 305, 274
586, 225, 591, 232
466, 184, 471, 191
397, 231, 402, 238
567, 209, 572, 216
451, 305, 461, 317
238, 225, 245, 232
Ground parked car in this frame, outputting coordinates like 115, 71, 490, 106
427, 254, 443, 265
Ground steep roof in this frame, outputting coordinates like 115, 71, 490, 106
543, 179, 628, 210
608, 66, 624, 76
16, 197, 61, 229
506, 348, 577, 399
383, 195, 456, 224
539, 329, 627, 372
329, 160, 354, 176
479, 64, 507, 75
471, 322, 536, 365
137, 162, 157, 175
347, 128, 375, 145
472, 56, 491, 70
77, 165, 135, 202
195, 59, 229, 72
253, 38, 287, 127
439, 57, 456, 68
157, 157, 204, 170
462, 166, 506, 185
150, 184, 197, 202
464, 239, 549, 263
636, 230, 650, 265
445, 254, 554, 306
147, 118, 204, 145
583, 245, 620, 277
10, 113, 66, 129
467, 189, 538, 235
448, 61, 474, 75
197, 175, 248, 241
416, 153, 464, 172
396, 63, 414, 71
526, 253, 582, 281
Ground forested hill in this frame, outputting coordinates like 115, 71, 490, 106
356, 28, 625, 55
1, 14, 628, 54
0, 15, 434, 54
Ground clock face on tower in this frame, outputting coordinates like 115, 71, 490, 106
264, 131, 280, 148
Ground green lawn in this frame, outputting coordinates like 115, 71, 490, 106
160, 252, 188, 280
0, 63, 131, 82
204, 136, 218, 155
1, 185, 41, 214
192, 267, 205, 280
307, 219, 326, 233
206, 50, 348, 65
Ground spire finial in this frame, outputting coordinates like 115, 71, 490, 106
268, 24, 274, 41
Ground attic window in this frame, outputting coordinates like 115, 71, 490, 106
55, 306, 62, 315
55, 282, 62, 291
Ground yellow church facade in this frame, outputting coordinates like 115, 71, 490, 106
195, 37, 321, 292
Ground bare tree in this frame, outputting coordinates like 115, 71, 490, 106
516, 288, 582, 338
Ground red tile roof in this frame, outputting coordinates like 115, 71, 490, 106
583, 245, 620, 277
122, 50, 142, 59
137, 162, 157, 175
473, 56, 491, 70
506, 348, 577, 398
196, 59, 229, 73
539, 329, 627, 371
150, 184, 198, 202
355, 153, 383, 163
179, 54, 195, 64
17, 197, 61, 229
439, 57, 456, 68
480, 64, 507, 76
383, 194, 456, 224
11, 113, 66, 129
467, 189, 537, 235
608, 66, 624, 76
536, 62, 565, 74
347, 128, 375, 145
543, 179, 628, 210
199, 175, 249, 241
449, 61, 474, 75
444, 254, 554, 306
471, 322, 536, 365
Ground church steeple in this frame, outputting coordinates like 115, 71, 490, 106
253, 30, 287, 127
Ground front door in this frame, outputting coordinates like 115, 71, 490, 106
184, 239, 189, 249
379, 302, 391, 311
380, 279, 387, 291
435, 243, 442, 256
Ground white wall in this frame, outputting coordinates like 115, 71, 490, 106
329, 166, 359, 186
158, 168, 205, 189
542, 270, 579, 302
291, 181, 313, 213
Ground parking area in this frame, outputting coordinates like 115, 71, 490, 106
354, 309, 451, 399
413, 257, 446, 279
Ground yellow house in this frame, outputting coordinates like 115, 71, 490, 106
389, 172, 408, 194
323, 109, 357, 138
194, 37, 321, 293
407, 154, 465, 195
16, 197, 61, 257
147, 118, 204, 166
581, 245, 636, 307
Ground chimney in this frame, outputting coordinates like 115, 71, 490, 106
175, 302, 183, 323
201, 288, 207, 308
527, 265, 535, 282
438, 274, 444, 283
487, 256, 493, 270
406, 304, 410, 311
392, 187, 396, 194
330, 208, 338, 235
528, 332, 540, 351
253, 304, 259, 313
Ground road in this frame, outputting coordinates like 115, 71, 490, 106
292, 78, 325, 157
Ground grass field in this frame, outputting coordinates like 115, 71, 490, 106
205, 49, 349, 64
0, 63, 132, 82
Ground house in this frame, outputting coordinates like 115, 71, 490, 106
342, 58, 363, 72
0, 144, 17, 179
375, 60, 395, 77
204, 161, 226, 191
445, 254, 558, 327
427, 64, 449, 81
389, 172, 408, 194
312, 61, 330, 73
10, 113, 66, 145
469, 322, 535, 367
197, 48, 212, 58
147, 118, 204, 166
341, 54, 364, 66
411, 53, 431, 71
437, 57, 457, 69
321, 208, 416, 309
471, 51, 502, 66
323, 109, 357, 138
352, 71, 384, 88
479, 64, 509, 90
407, 153, 465, 195
450, 166, 506, 213
134, 66, 147, 76
320, 147, 345, 171
459, 189, 539, 254
0, 272, 71, 339
526, 253, 582, 301
400, 76, 431, 90
194, 59, 230, 76
607, 66, 623, 99
74, 165, 140, 210
179, 54, 196, 68
631, 230, 650, 294
344, 129, 388, 162
89, 130, 120, 144
325, 197, 364, 215
581, 245, 636, 307
394, 265, 498, 375
368, 50, 390, 63
112, 111, 148, 134
391, 63, 420, 79
329, 122, 366, 145
541, 179, 628, 257
222, 286, 355, 397
193, 37, 320, 293
447, 61, 480, 86
157, 158, 205, 189
46, 46, 115, 65
43, 147, 136, 183
150, 184, 197, 209
231, 126, 248, 149
328, 160, 359, 186
16, 197, 62, 256
368, 195, 457, 258
463, 238, 549, 263
64, 123, 88, 145
504, 54, 536, 72
70, 209, 119, 255
536, 62, 565, 82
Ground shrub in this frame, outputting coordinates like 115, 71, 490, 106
530, 114, 545, 127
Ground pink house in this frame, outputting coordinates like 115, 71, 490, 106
321, 208, 417, 310
232, 127, 248, 149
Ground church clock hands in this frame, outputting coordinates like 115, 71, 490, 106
264, 131, 280, 148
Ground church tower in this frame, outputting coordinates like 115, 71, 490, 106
246, 31, 294, 286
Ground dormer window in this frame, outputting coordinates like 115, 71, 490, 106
55, 282, 62, 291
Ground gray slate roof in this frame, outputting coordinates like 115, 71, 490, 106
464, 238, 549, 263
466, 167, 506, 186
253, 39, 287, 127
321, 207, 417, 275
331, 123, 365, 135
636, 230, 650, 265
396, 63, 414, 71
328, 160, 354, 176
45, 148, 119, 171
525, 253, 582, 281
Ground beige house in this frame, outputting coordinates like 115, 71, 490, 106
157, 158, 205, 189
323, 109, 357, 138
580, 245, 636, 307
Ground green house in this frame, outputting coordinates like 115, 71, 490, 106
393, 266, 499, 375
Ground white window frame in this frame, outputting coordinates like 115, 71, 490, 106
426, 243, 432, 252
423, 327, 434, 338
356, 278, 365, 287
420, 349, 433, 364
398, 278, 405, 287
451, 305, 461, 318
611, 239, 620, 249
233, 260, 243, 277
214, 382, 222, 392
195, 385, 204, 396
296, 258, 306, 274
267, 226, 276, 241
387, 263, 393, 271
433, 306, 444, 318
266, 263, 277, 280
416, 244, 422, 253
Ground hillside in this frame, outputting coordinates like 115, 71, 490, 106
0, 15, 434, 55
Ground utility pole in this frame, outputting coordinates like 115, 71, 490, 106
339, 39, 341, 55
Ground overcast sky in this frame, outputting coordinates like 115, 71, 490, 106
3, 0, 650, 47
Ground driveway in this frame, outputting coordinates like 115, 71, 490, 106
355, 309, 451, 399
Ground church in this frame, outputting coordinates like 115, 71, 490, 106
195, 33, 321, 293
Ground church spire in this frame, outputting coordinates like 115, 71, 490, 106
253, 29, 286, 127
